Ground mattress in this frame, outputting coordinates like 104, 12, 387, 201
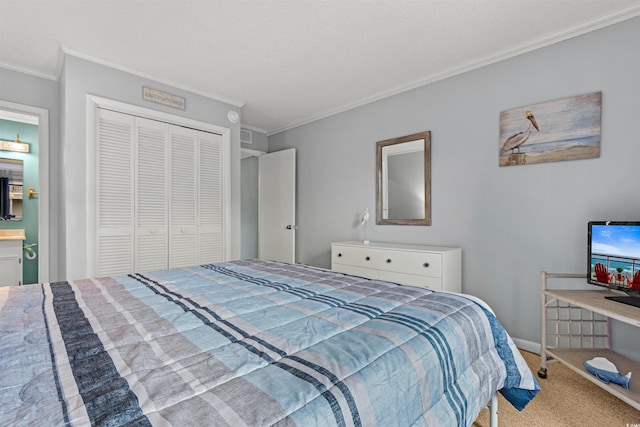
0, 259, 538, 426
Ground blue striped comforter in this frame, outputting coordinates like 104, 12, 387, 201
0, 259, 538, 426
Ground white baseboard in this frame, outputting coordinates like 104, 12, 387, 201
512, 338, 541, 355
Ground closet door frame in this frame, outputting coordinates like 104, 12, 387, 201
86, 95, 231, 277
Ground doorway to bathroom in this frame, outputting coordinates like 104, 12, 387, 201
0, 100, 49, 284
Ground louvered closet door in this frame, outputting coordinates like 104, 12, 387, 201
135, 118, 169, 272
96, 109, 135, 276
198, 132, 224, 264
169, 125, 198, 267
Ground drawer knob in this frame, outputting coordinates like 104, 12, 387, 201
423, 262, 430, 268
386, 259, 392, 263
365, 256, 371, 261
337, 253, 342, 257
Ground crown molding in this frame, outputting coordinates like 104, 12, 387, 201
62, 46, 245, 108
0, 61, 57, 81
239, 124, 268, 135
267, 5, 640, 136
59, 46, 245, 108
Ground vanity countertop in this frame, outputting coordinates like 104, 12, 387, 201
0, 229, 26, 240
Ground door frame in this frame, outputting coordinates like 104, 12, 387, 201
86, 95, 231, 277
0, 99, 50, 283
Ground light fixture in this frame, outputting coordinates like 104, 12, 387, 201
0, 134, 30, 153
227, 110, 240, 123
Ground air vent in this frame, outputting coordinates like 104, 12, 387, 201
240, 128, 252, 144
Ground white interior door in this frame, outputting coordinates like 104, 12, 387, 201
258, 148, 296, 263
96, 109, 135, 276
198, 131, 224, 264
135, 117, 168, 272
169, 125, 198, 268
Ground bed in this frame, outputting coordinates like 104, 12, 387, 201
0, 259, 538, 426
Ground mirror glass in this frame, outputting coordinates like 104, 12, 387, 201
0, 157, 23, 220
376, 131, 431, 225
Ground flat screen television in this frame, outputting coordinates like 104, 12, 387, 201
588, 221, 640, 308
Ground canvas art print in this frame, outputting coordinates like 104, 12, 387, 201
499, 91, 601, 166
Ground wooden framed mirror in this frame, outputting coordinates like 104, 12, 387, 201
376, 131, 431, 225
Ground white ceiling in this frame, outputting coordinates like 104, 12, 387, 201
1, 1, 639, 135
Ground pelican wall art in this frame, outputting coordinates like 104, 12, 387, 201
499, 91, 601, 167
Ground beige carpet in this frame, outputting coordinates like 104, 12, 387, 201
473, 350, 640, 426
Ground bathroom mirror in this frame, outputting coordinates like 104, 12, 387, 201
0, 157, 23, 220
376, 131, 431, 225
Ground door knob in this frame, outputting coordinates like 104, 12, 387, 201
285, 225, 298, 230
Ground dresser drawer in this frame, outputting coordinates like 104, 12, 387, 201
332, 244, 380, 269
379, 271, 442, 290
377, 249, 442, 278
332, 263, 379, 280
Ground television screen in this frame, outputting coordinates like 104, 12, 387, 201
588, 221, 640, 308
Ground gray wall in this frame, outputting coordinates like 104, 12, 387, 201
241, 128, 268, 152
0, 67, 61, 281
268, 17, 640, 355
241, 156, 259, 258
240, 129, 267, 259
60, 55, 242, 280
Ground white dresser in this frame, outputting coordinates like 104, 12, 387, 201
331, 241, 461, 292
